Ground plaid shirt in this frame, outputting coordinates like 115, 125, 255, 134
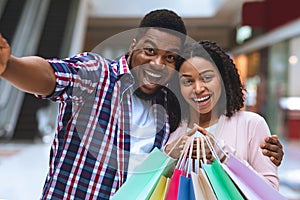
39, 52, 170, 199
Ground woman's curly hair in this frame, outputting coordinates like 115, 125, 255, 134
175, 40, 245, 119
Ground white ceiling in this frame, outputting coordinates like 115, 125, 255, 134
84, 0, 261, 51
88, 0, 225, 18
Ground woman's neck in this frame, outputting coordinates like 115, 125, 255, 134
188, 108, 219, 129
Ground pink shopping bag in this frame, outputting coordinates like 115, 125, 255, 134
225, 155, 287, 200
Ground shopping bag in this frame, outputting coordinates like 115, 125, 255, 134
200, 136, 244, 200
192, 169, 218, 200
202, 158, 244, 200
177, 175, 193, 200
163, 177, 171, 198
165, 136, 192, 200
149, 175, 167, 200
175, 136, 217, 200
177, 137, 196, 200
225, 155, 287, 200
164, 168, 183, 200
189, 137, 217, 200
222, 163, 262, 199
189, 175, 196, 200
111, 147, 175, 200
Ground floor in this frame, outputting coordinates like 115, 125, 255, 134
0, 138, 299, 200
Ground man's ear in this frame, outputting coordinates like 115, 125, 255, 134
129, 38, 137, 54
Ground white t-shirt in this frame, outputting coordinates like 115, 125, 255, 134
127, 95, 156, 176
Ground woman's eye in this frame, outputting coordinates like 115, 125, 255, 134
202, 76, 213, 82
181, 79, 192, 86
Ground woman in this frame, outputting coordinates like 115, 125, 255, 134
165, 40, 280, 189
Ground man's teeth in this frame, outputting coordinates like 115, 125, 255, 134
145, 70, 161, 78
193, 95, 210, 102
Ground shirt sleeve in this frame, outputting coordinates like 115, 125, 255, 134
37, 52, 103, 103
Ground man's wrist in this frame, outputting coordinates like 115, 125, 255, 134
0, 57, 9, 77
0, 64, 7, 76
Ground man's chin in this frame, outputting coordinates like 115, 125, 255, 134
133, 86, 162, 100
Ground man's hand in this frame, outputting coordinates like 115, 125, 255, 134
260, 135, 284, 166
0, 34, 11, 76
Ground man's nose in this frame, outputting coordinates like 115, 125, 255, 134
150, 55, 166, 69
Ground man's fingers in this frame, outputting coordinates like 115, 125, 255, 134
0, 34, 8, 47
262, 149, 282, 164
262, 143, 279, 152
271, 135, 279, 139
265, 135, 282, 148
270, 156, 281, 166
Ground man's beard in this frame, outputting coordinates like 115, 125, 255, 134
128, 54, 164, 100
133, 84, 162, 100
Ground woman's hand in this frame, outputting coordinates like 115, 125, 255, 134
189, 125, 214, 162
165, 125, 198, 159
165, 124, 214, 162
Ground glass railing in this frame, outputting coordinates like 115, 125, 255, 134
0, 0, 51, 139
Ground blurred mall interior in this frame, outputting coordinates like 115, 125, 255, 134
0, 0, 300, 199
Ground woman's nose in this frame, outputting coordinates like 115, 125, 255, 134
194, 81, 205, 94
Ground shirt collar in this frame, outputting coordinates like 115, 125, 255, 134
117, 55, 135, 93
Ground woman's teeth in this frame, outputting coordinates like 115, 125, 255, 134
193, 95, 210, 102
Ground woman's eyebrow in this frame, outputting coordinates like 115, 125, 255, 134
198, 69, 214, 76
179, 69, 215, 79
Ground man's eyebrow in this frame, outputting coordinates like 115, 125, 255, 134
143, 39, 157, 48
179, 74, 192, 78
168, 49, 180, 54
143, 39, 180, 54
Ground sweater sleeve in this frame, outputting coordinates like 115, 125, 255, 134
248, 115, 279, 189
216, 112, 279, 190
162, 122, 188, 153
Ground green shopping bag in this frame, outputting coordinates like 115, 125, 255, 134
112, 147, 175, 200
199, 135, 245, 200
202, 158, 244, 200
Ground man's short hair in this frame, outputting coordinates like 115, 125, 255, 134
139, 9, 186, 35
135, 9, 187, 45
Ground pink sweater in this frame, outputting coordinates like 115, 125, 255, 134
166, 111, 279, 189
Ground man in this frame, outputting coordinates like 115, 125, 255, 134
0, 9, 283, 199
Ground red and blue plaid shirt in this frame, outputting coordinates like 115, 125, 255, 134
39, 52, 170, 199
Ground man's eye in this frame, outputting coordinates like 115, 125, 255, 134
166, 55, 177, 63
144, 48, 155, 55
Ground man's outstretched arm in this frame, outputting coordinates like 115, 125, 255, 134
0, 34, 56, 96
